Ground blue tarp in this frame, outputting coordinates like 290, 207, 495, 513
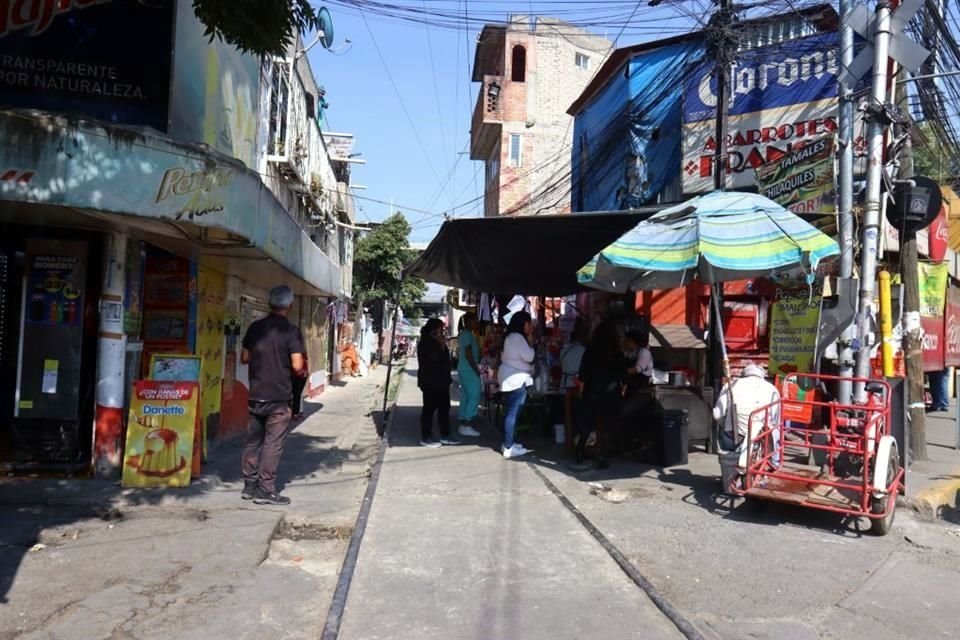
572, 40, 704, 213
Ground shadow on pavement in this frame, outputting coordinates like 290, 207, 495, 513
0, 390, 381, 605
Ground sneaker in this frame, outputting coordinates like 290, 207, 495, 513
440, 437, 462, 446
458, 425, 481, 437
503, 444, 532, 459
420, 439, 442, 448
241, 482, 257, 500
253, 490, 291, 506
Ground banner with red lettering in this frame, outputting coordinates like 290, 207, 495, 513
946, 287, 960, 367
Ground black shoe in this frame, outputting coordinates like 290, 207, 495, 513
253, 490, 291, 506
241, 483, 257, 500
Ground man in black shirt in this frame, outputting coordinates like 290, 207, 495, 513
240, 285, 305, 505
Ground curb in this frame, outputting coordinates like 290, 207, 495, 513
909, 470, 960, 520
320, 364, 402, 640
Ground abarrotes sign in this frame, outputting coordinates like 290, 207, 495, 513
682, 32, 851, 193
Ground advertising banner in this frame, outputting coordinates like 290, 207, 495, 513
682, 32, 850, 193
928, 207, 949, 262
769, 289, 822, 377
122, 381, 199, 488
0, 0, 175, 131
946, 287, 960, 368
919, 262, 948, 371
755, 135, 836, 233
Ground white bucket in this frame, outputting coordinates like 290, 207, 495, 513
554, 424, 566, 445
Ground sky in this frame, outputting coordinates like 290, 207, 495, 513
306, 1, 708, 243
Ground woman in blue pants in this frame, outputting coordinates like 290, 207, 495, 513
457, 313, 483, 437
498, 311, 535, 459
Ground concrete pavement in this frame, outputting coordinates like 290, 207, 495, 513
333, 360, 960, 640
0, 367, 388, 640
336, 366, 686, 640
908, 406, 960, 522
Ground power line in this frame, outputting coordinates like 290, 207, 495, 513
358, 6, 446, 189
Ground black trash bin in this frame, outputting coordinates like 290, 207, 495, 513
658, 409, 689, 467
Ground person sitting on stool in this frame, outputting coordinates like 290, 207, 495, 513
713, 363, 782, 469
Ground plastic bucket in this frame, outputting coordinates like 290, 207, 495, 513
554, 424, 565, 444
719, 451, 740, 495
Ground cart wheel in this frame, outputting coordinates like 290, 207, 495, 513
870, 456, 898, 536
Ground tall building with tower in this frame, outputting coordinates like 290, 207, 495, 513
470, 16, 610, 217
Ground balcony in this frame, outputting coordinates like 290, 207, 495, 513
470, 75, 504, 161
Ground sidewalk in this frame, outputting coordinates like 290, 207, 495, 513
336, 362, 685, 640
907, 404, 960, 521
0, 368, 388, 640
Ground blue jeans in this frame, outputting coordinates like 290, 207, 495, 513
502, 385, 528, 450
929, 369, 950, 410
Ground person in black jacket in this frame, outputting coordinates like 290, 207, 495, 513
575, 320, 624, 469
417, 318, 461, 448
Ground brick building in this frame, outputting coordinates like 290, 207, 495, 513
470, 16, 610, 217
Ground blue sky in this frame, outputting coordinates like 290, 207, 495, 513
307, 1, 707, 242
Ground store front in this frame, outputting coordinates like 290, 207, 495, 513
0, 223, 102, 470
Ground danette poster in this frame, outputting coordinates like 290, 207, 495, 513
122, 381, 199, 488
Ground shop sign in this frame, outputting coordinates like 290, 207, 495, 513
919, 262, 948, 371
155, 165, 235, 221
323, 133, 355, 160
928, 207, 949, 262
0, 0, 174, 131
682, 32, 855, 193
755, 135, 836, 233
768, 288, 822, 377
945, 287, 960, 367
122, 381, 199, 488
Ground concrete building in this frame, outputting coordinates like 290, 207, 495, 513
0, 0, 357, 475
470, 16, 610, 217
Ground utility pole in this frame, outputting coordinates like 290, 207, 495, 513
709, 0, 734, 191
853, 1, 894, 400
836, 0, 857, 403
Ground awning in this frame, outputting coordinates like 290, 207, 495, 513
405, 209, 661, 296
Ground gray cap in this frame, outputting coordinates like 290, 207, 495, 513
269, 285, 294, 310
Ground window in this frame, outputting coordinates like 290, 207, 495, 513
509, 134, 522, 167
575, 53, 590, 70
511, 45, 526, 82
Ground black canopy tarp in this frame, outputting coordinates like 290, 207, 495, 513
404, 209, 661, 296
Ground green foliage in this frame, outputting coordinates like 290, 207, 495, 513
352, 212, 427, 312
914, 122, 958, 182
192, 0, 321, 57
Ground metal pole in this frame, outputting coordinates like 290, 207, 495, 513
955, 369, 960, 450
836, 0, 857, 403
853, 0, 894, 400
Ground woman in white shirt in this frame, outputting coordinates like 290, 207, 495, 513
498, 311, 535, 459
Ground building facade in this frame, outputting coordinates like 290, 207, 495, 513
0, 0, 356, 475
470, 16, 610, 217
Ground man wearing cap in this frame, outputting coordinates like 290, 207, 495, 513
713, 363, 782, 468
240, 285, 306, 505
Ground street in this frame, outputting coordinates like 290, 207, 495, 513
5, 361, 958, 640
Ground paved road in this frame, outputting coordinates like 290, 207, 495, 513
337, 368, 686, 640
336, 362, 960, 640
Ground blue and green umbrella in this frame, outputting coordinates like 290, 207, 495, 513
577, 191, 840, 292
578, 191, 840, 381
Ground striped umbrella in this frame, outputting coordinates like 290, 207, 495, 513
577, 191, 840, 292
